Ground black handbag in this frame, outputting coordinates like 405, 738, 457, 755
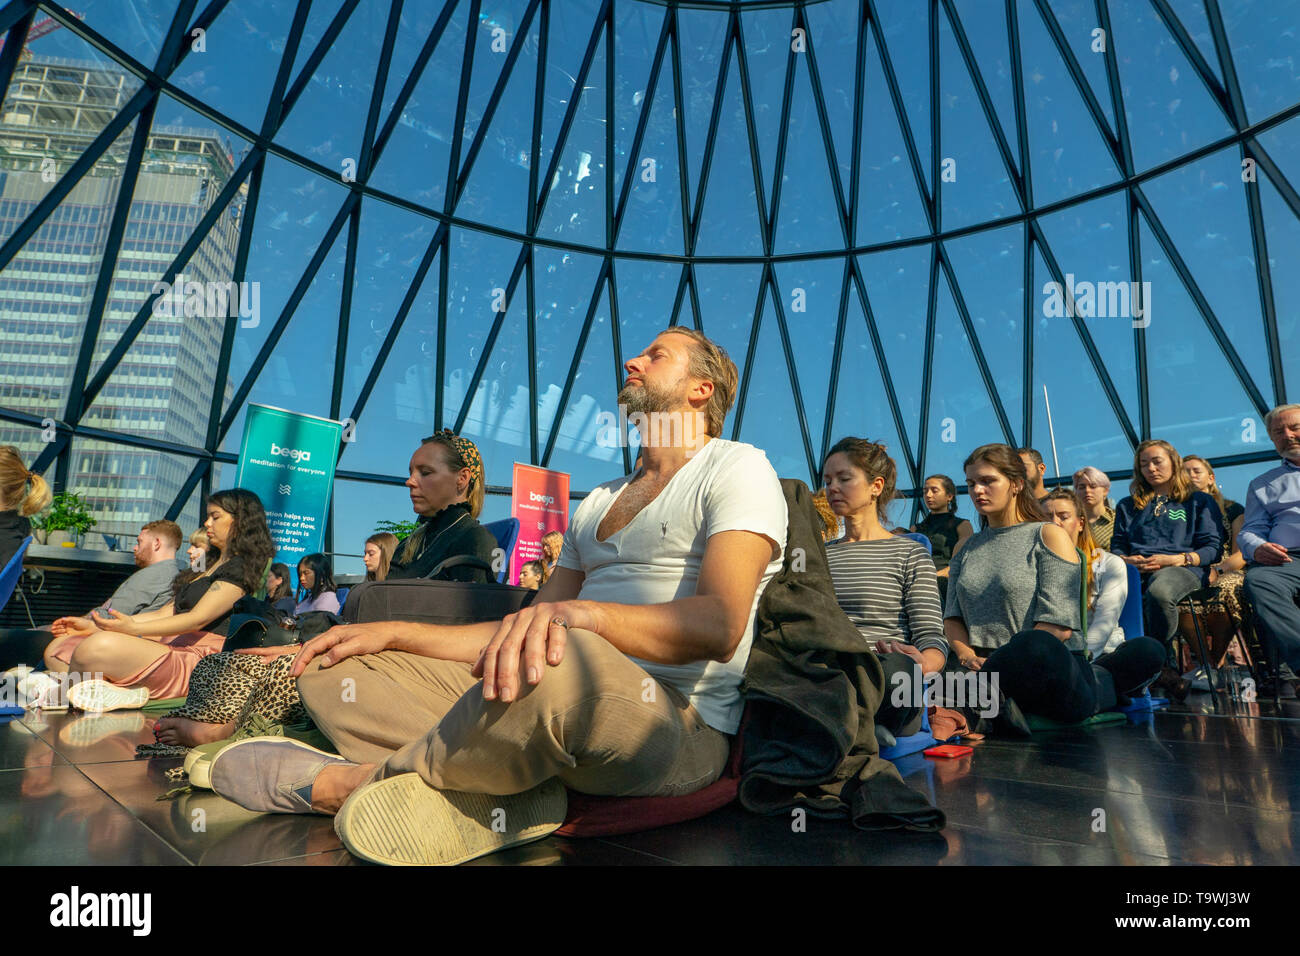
223, 597, 343, 652
342, 578, 536, 626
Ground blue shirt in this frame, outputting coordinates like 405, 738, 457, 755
1238, 458, 1300, 561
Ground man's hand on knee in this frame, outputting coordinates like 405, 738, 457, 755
473, 600, 592, 703
1252, 542, 1294, 567
291, 624, 392, 677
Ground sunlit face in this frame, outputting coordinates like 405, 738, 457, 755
1268, 409, 1300, 463
519, 565, 541, 589
406, 443, 468, 517
1139, 447, 1175, 489
1018, 453, 1044, 488
542, 537, 561, 563
922, 479, 952, 514
1073, 478, 1108, 508
363, 542, 381, 573
620, 333, 702, 424
821, 452, 883, 518
133, 530, 158, 568
298, 563, 315, 592
1182, 459, 1213, 493
965, 461, 1021, 516
203, 504, 234, 552
1046, 499, 1083, 540
187, 543, 206, 568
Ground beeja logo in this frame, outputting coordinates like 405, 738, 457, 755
270, 443, 311, 463
50, 885, 151, 936
529, 492, 555, 506
1167, 507, 1187, 521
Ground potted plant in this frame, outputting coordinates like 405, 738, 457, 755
374, 518, 418, 541
29, 513, 47, 545
43, 491, 96, 548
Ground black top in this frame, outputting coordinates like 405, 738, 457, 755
0, 510, 31, 571
389, 502, 498, 583
173, 555, 249, 636
1220, 498, 1244, 554
916, 510, 967, 571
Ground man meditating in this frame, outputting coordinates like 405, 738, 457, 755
210, 328, 788, 866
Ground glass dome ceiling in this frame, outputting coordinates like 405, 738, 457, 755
0, 0, 1296, 560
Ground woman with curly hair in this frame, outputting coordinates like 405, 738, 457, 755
42, 489, 275, 709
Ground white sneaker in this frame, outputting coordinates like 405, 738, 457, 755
67, 679, 149, 714
17, 671, 67, 710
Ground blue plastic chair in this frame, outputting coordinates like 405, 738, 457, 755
0, 536, 32, 611
901, 531, 933, 555
336, 586, 350, 608
482, 518, 521, 585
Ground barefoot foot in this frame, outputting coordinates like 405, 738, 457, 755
154, 716, 237, 748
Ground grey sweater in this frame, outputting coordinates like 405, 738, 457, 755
944, 522, 1083, 651
107, 556, 187, 615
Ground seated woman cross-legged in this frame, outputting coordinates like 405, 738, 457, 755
42, 489, 275, 710
822, 438, 947, 745
945, 444, 1163, 730
150, 430, 496, 751
1110, 439, 1223, 700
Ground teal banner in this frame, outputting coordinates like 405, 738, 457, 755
234, 404, 342, 567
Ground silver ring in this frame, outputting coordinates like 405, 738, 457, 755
550, 617, 569, 628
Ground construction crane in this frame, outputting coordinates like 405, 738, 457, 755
0, 12, 86, 58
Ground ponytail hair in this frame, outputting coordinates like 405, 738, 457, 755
963, 443, 1048, 526
0, 446, 51, 517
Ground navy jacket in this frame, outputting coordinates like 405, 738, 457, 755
1111, 491, 1223, 584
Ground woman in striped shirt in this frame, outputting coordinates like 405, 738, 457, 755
822, 437, 947, 745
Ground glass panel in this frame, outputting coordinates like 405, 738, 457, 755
772, 53, 845, 254
1164, 0, 1222, 83
365, 0, 469, 210
938, 12, 1021, 231
612, 0, 665, 202
222, 154, 351, 417
856, 21, 931, 245
873, 0, 933, 196
676, 7, 730, 213
1221, 0, 1300, 124
696, 54, 765, 257
1258, 174, 1300, 407
741, 6, 795, 200
1141, 145, 1272, 392
536, 34, 606, 246
1138, 216, 1262, 462
1255, 115, 1300, 205
858, 243, 933, 449
273, 0, 389, 182
736, 288, 813, 483
331, 478, 417, 577
543, 284, 627, 491
615, 52, 685, 254
1030, 245, 1133, 476
612, 258, 683, 365
774, 257, 844, 453
950, 0, 1020, 166
692, 263, 763, 382
805, 0, 859, 188
457, 286, 534, 484
533, 245, 604, 443
1034, 190, 1139, 414
169, 0, 299, 132
1039, 0, 1117, 133
288, 0, 350, 88
536, 0, 602, 183
90, 93, 253, 380
1017, 0, 1122, 206
337, 243, 442, 477
825, 291, 911, 488
67, 438, 196, 540
942, 222, 1026, 440
1110, 0, 1234, 174
0, 420, 53, 495
338, 198, 437, 416
75, 0, 176, 67
922, 268, 1007, 489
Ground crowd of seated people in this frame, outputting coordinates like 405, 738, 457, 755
2, 330, 1300, 866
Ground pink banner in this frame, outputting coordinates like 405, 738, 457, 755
510, 463, 570, 585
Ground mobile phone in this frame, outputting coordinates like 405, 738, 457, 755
924, 744, 973, 759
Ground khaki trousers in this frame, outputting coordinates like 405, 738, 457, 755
297, 628, 731, 797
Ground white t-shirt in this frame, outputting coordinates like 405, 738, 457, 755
557, 438, 787, 734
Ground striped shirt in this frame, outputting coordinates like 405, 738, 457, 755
825, 536, 948, 658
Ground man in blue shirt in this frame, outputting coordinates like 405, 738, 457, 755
1241, 405, 1300, 674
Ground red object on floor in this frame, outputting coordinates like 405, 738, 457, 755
556, 713, 747, 838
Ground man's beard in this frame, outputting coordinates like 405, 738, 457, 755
1282, 440, 1300, 463
134, 551, 147, 569
618, 376, 682, 417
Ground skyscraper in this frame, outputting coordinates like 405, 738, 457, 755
0, 56, 237, 538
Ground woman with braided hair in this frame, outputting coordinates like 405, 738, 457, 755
145, 431, 497, 755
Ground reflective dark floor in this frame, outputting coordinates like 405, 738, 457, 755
3, 690, 1298, 865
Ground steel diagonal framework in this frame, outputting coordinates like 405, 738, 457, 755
0, 0, 1293, 538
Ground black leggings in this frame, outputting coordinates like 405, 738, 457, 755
980, 630, 1165, 723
